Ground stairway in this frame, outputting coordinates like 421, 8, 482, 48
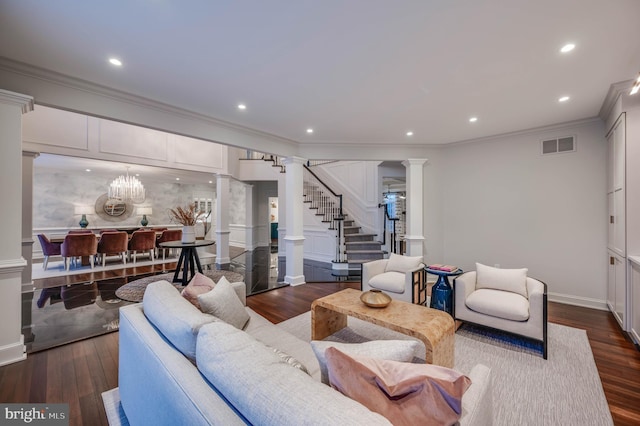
259, 154, 386, 265
304, 184, 385, 265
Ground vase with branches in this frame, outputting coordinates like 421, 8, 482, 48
168, 203, 205, 243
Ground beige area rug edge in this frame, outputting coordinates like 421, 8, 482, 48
277, 311, 613, 426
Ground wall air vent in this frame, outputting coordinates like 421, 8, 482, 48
541, 136, 575, 155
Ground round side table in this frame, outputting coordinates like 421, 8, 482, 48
425, 267, 463, 316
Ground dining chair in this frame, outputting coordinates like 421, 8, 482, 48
128, 230, 156, 263
97, 231, 129, 267
155, 229, 183, 260
61, 233, 98, 270
37, 234, 62, 270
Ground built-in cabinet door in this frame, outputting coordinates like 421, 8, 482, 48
630, 258, 640, 345
608, 192, 615, 249
607, 114, 626, 256
613, 115, 625, 192
608, 251, 626, 328
613, 188, 626, 256
608, 252, 616, 312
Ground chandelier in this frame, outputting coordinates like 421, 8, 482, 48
108, 167, 145, 203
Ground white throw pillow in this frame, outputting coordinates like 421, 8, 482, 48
385, 253, 424, 273
198, 276, 250, 330
310, 340, 420, 385
475, 262, 528, 298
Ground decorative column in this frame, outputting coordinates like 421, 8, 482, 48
282, 156, 306, 286
244, 183, 255, 250
215, 174, 231, 269
402, 159, 427, 258
22, 151, 39, 346
0, 90, 33, 366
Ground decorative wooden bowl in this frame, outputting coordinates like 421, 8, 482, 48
360, 289, 392, 308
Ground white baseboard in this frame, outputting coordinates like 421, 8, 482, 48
0, 336, 26, 367
548, 292, 609, 311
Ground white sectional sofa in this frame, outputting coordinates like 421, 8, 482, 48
115, 280, 493, 425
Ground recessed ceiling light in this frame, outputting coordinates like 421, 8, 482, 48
237, 104, 247, 110
306, 128, 314, 134
109, 58, 122, 66
175, 178, 180, 181
208, 180, 213, 184
558, 96, 570, 102
469, 117, 478, 123
406, 131, 414, 136
85, 169, 91, 172
560, 43, 575, 53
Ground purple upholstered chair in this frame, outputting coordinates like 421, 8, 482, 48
97, 231, 128, 267
37, 234, 62, 270
128, 230, 156, 263
61, 233, 98, 271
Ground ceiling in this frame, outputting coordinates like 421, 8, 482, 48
1, 1, 640, 146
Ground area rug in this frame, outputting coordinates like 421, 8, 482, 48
115, 270, 245, 302
277, 311, 613, 426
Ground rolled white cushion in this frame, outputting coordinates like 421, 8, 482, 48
385, 253, 423, 273
465, 288, 530, 321
475, 262, 528, 298
311, 340, 420, 385
368, 271, 406, 294
197, 322, 392, 425
142, 280, 217, 360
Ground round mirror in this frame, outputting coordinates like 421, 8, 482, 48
95, 193, 134, 222
103, 199, 126, 217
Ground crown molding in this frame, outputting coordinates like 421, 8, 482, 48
0, 89, 34, 113
599, 80, 634, 121
0, 57, 299, 153
446, 117, 602, 148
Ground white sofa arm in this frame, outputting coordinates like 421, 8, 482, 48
361, 259, 389, 291
460, 364, 493, 426
525, 277, 546, 341
231, 281, 247, 306
454, 271, 476, 319
454, 271, 477, 298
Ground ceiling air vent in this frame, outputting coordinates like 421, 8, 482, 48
541, 136, 575, 155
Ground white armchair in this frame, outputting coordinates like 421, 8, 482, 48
361, 253, 426, 304
454, 263, 548, 359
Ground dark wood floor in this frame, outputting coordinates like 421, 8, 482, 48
2, 281, 639, 425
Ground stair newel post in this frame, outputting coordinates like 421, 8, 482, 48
337, 194, 345, 262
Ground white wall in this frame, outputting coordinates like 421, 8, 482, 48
315, 161, 381, 234
441, 119, 607, 308
33, 168, 215, 230
22, 106, 229, 175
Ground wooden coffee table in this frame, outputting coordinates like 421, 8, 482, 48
311, 288, 455, 368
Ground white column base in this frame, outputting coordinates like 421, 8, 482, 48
0, 335, 26, 367
284, 235, 305, 286
215, 231, 230, 268
284, 275, 306, 286
403, 235, 425, 258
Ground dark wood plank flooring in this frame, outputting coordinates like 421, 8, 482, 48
2, 281, 639, 425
